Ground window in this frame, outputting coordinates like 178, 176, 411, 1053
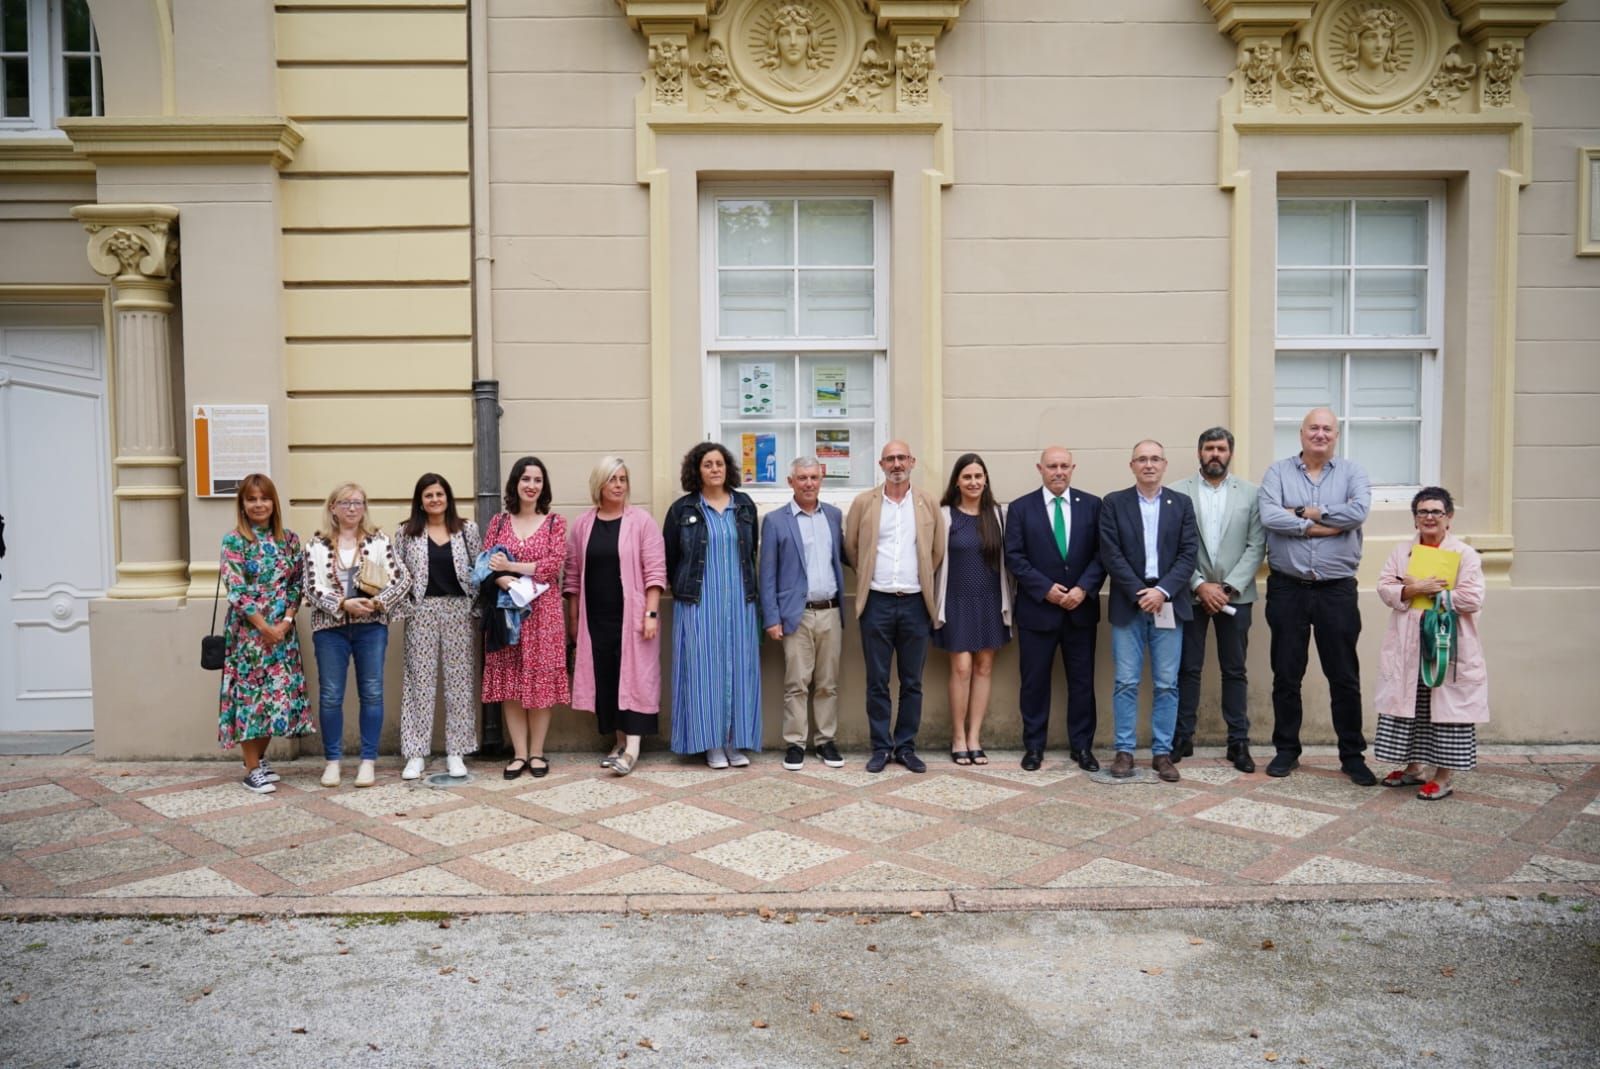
702, 188, 888, 494
1274, 194, 1442, 492
1, 0, 102, 132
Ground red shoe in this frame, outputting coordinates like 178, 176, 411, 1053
1382, 770, 1425, 788
1416, 781, 1453, 801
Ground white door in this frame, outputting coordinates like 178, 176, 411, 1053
0, 314, 112, 731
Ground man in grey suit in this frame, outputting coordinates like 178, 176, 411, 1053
760, 456, 847, 772
1169, 427, 1266, 773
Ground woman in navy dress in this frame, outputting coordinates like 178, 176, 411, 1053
933, 453, 1012, 765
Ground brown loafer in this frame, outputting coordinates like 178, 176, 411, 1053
1109, 751, 1135, 779
1152, 754, 1180, 782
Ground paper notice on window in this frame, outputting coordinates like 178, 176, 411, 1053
193, 405, 271, 497
739, 362, 775, 416
815, 428, 852, 481
812, 366, 848, 417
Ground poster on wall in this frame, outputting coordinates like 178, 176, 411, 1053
193, 405, 270, 497
815, 429, 852, 481
812, 366, 848, 417
739, 362, 775, 416
741, 432, 779, 484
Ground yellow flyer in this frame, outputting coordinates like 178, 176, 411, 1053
1406, 544, 1460, 609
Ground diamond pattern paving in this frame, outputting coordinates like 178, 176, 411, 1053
0, 749, 1592, 910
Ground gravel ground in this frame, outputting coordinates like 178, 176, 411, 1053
2, 897, 1596, 1068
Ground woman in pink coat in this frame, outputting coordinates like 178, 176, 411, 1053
1373, 487, 1488, 800
564, 456, 666, 777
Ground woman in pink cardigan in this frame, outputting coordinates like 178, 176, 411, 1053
564, 456, 666, 776
1373, 487, 1488, 800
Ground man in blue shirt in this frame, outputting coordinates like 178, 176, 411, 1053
1258, 408, 1377, 785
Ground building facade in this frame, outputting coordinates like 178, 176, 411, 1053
0, 0, 1594, 758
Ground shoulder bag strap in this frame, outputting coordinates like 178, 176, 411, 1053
208, 556, 225, 636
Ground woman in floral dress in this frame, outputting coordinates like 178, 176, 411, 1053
218, 473, 313, 793
482, 456, 570, 779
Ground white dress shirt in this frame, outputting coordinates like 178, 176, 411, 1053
1137, 488, 1166, 594
1040, 485, 1071, 553
790, 500, 837, 602
870, 490, 920, 593
1195, 476, 1229, 562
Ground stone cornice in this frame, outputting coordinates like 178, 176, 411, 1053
1204, 0, 1317, 40
868, 1, 969, 34
57, 117, 304, 169
0, 136, 96, 176
614, 0, 711, 34
1444, 0, 1565, 39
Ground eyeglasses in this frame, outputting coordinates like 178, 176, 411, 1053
1132, 456, 1167, 465
1414, 509, 1448, 518
881, 454, 912, 463
335, 500, 366, 510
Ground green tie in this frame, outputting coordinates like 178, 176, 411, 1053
1052, 495, 1068, 559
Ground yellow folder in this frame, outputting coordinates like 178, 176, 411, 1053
1406, 544, 1461, 609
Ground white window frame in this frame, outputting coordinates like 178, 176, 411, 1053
1274, 187, 1445, 501
699, 182, 890, 505
0, 0, 101, 136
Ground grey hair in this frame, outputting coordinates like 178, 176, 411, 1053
1196, 426, 1235, 451
790, 455, 823, 473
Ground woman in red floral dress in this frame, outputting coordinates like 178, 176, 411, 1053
482, 456, 570, 778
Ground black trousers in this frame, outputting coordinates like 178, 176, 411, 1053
1176, 601, 1252, 744
1265, 572, 1366, 761
1018, 618, 1097, 752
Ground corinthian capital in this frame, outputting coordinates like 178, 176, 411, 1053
70, 204, 180, 282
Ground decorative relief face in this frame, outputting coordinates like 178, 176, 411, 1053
1314, 0, 1433, 111
730, 0, 856, 111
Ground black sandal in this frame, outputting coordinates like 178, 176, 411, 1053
951, 750, 973, 766
970, 749, 989, 765
503, 758, 529, 780
528, 755, 550, 779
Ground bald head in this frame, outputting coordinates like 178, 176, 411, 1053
1299, 408, 1339, 463
1038, 446, 1075, 496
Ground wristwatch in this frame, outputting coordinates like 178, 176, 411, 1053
1293, 505, 1307, 518
645, 610, 659, 619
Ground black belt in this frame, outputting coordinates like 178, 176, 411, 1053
1143, 578, 1160, 586
805, 598, 839, 610
1270, 570, 1352, 588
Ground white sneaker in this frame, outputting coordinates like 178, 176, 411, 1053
354, 760, 376, 788
401, 757, 426, 781
243, 767, 276, 794
446, 754, 468, 778
257, 759, 282, 783
320, 761, 341, 788
726, 748, 750, 768
705, 746, 729, 770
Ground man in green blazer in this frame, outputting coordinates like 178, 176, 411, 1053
1169, 427, 1266, 773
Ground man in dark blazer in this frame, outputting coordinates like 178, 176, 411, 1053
760, 456, 847, 772
1099, 440, 1199, 782
1003, 446, 1106, 772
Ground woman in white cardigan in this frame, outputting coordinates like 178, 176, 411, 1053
932, 453, 1013, 766
303, 482, 410, 788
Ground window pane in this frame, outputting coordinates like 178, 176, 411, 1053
719, 356, 795, 421
798, 269, 873, 336
1353, 269, 1425, 334
1355, 200, 1427, 266
1279, 200, 1349, 266
63, 0, 91, 51
1347, 422, 1420, 485
91, 54, 102, 115
65, 56, 91, 117
798, 199, 872, 266
718, 270, 793, 337
805, 423, 877, 487
797, 353, 873, 418
1274, 351, 1343, 419
2, 0, 26, 53
1272, 422, 1301, 462
721, 425, 796, 487
1277, 269, 1348, 335
3, 57, 26, 118
718, 199, 793, 267
1349, 352, 1420, 418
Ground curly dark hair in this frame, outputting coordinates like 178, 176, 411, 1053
504, 455, 553, 515
1411, 486, 1454, 515
680, 441, 741, 493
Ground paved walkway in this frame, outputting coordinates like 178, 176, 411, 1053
2, 747, 1597, 916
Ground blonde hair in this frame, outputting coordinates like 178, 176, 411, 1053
318, 481, 377, 539
588, 456, 629, 506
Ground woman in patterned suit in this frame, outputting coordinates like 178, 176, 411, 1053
393, 473, 482, 781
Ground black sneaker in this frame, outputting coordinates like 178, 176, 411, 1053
256, 759, 282, 783
242, 767, 277, 794
782, 745, 805, 771
816, 740, 844, 768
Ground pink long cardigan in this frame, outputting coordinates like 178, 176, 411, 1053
564, 506, 667, 715
1374, 533, 1489, 724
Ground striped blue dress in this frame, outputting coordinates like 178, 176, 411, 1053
670, 498, 762, 754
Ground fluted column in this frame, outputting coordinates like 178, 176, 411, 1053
70, 204, 188, 599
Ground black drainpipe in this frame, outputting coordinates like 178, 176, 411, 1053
473, 377, 504, 756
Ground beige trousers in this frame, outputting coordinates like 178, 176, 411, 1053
781, 606, 842, 746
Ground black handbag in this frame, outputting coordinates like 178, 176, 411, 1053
200, 563, 226, 671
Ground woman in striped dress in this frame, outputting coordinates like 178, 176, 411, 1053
1373, 487, 1489, 801
664, 442, 762, 768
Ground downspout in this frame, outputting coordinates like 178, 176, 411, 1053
468, 0, 504, 753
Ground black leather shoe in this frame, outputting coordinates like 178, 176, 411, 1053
1171, 736, 1194, 763
1020, 749, 1043, 771
865, 750, 890, 773
895, 749, 927, 774
1069, 748, 1099, 772
1341, 758, 1378, 786
1226, 742, 1256, 774
1265, 753, 1298, 778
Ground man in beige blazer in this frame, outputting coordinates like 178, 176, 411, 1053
843, 440, 946, 773
1168, 427, 1266, 773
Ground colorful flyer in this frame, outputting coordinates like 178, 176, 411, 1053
815, 428, 852, 481
739, 362, 775, 416
741, 433, 758, 483
812, 366, 847, 417
755, 433, 778, 483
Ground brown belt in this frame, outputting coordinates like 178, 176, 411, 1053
806, 598, 839, 610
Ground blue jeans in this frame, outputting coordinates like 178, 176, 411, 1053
1111, 614, 1183, 756
313, 623, 388, 761
859, 591, 930, 755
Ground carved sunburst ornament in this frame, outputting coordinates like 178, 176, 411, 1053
1315, 0, 1433, 111
730, 0, 855, 110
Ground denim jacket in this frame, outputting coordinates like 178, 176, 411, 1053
663, 491, 759, 605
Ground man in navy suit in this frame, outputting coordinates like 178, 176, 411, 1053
760, 456, 847, 772
1099, 440, 1199, 782
1003, 446, 1106, 772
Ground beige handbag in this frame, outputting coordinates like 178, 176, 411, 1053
356, 549, 391, 596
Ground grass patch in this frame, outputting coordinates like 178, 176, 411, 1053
338, 911, 454, 929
